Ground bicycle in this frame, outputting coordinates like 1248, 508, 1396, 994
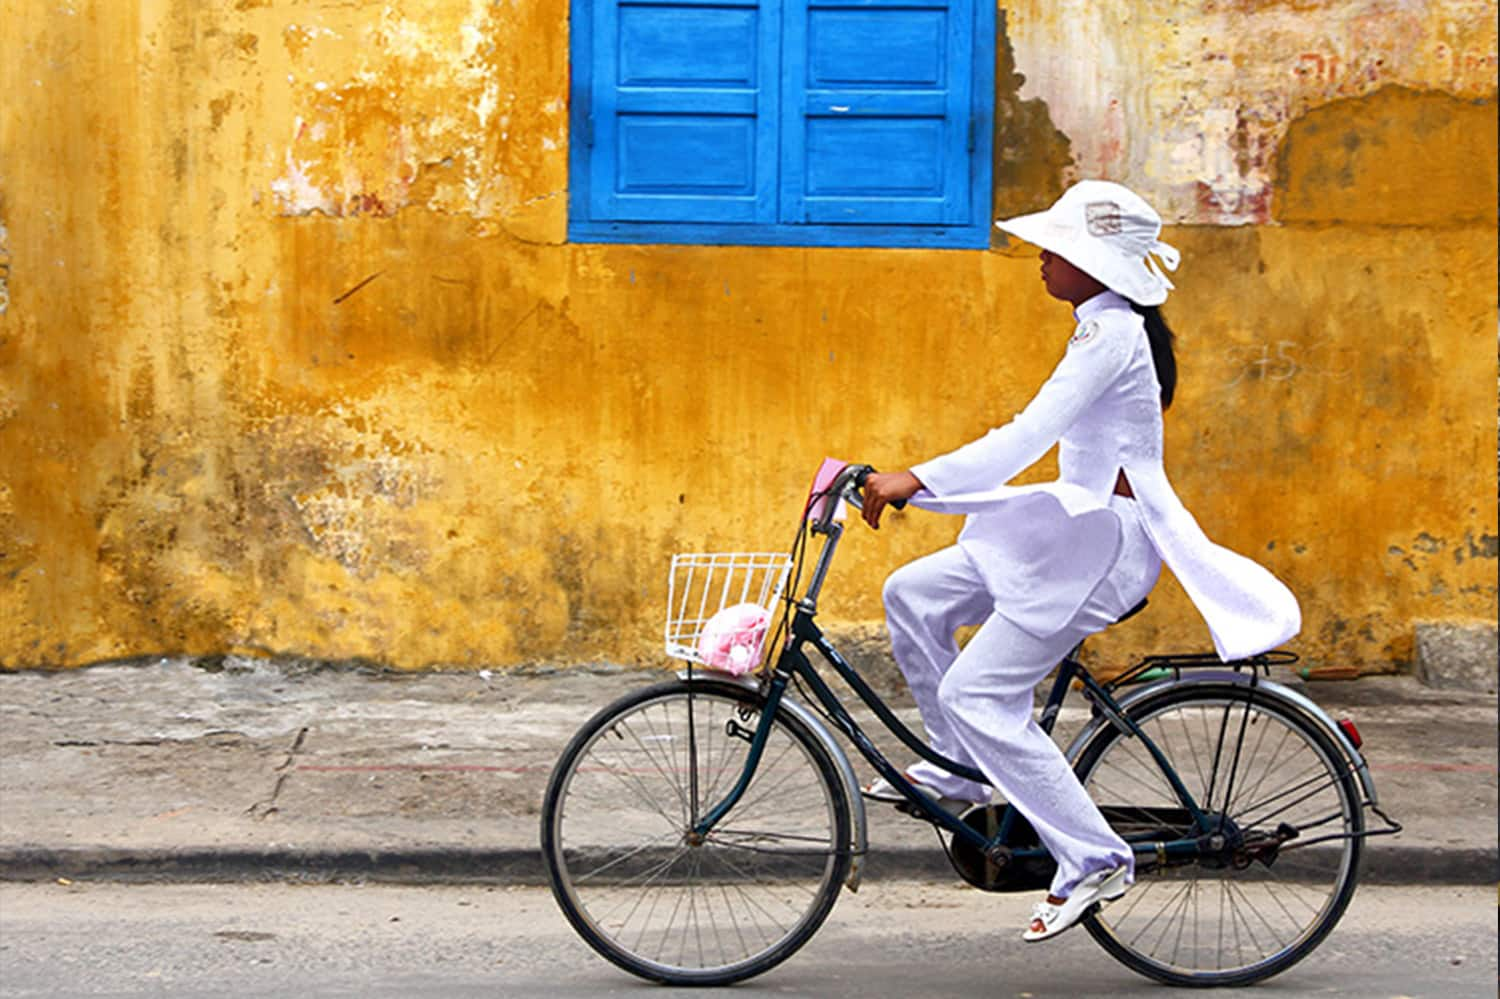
540, 462, 1401, 987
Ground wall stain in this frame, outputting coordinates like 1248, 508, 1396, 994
1274, 85, 1498, 224
1467, 532, 1500, 560
1412, 531, 1444, 555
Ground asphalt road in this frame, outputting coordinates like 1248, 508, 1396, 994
1, 881, 1495, 998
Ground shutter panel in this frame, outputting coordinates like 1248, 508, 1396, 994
780, 0, 973, 225
587, 0, 780, 224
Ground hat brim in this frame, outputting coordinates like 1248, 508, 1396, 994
995, 214, 1169, 306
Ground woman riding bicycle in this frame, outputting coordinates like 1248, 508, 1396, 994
858, 180, 1301, 942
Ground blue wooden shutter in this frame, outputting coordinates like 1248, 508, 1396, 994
780, 0, 974, 225
583, 0, 780, 224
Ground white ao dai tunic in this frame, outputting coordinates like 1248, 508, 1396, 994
908, 290, 1299, 661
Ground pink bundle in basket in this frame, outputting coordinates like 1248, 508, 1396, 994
695, 602, 771, 675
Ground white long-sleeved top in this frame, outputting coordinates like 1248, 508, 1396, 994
907, 290, 1300, 661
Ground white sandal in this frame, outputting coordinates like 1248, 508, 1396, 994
860, 775, 974, 816
1022, 864, 1130, 942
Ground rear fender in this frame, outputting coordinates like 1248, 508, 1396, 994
1064, 670, 1378, 806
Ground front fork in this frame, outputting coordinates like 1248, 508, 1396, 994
689, 673, 790, 838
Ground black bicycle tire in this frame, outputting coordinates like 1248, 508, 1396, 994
1072, 682, 1363, 988
540, 678, 852, 986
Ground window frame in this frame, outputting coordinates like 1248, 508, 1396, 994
566, 0, 996, 249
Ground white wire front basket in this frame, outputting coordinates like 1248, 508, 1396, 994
665, 552, 793, 671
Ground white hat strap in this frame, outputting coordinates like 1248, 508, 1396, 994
1144, 238, 1180, 291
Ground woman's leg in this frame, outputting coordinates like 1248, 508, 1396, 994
937, 499, 1162, 897
882, 546, 994, 803
935, 612, 1132, 897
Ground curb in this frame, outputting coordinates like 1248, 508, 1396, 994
2, 845, 1494, 887
0, 848, 548, 885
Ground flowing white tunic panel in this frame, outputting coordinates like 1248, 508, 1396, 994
907, 291, 1300, 661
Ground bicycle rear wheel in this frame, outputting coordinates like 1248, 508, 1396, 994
1072, 682, 1362, 987
540, 679, 851, 985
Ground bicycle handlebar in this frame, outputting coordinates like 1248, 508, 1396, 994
849, 465, 909, 511
813, 463, 906, 533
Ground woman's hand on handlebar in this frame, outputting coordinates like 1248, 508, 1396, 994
860, 470, 923, 529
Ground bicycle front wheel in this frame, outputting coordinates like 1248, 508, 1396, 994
540, 679, 852, 985
1072, 682, 1362, 987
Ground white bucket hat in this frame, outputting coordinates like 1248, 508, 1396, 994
995, 180, 1181, 306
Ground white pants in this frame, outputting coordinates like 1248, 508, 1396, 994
883, 496, 1162, 897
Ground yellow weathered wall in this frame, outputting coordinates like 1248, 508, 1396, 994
1, 1, 1495, 671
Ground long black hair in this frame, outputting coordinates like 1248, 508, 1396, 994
1130, 303, 1177, 410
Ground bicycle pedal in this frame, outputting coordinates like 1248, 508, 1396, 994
894, 798, 973, 824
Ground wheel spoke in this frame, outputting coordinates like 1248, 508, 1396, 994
1124, 880, 1192, 951
1226, 725, 1295, 817
1233, 768, 1343, 830
634, 708, 692, 824
594, 846, 693, 924
602, 719, 690, 828
573, 830, 680, 884
579, 743, 682, 833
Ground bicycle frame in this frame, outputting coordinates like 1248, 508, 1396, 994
548, 464, 1400, 988
691, 514, 1220, 869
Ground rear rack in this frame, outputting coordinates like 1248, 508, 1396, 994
1107, 650, 1300, 689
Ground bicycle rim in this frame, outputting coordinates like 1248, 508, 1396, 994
1075, 683, 1362, 986
541, 681, 850, 985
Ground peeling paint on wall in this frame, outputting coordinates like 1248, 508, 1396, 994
990, 11, 1076, 223
1006, 0, 1499, 222
260, 0, 567, 233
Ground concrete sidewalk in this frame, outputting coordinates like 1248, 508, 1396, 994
0, 659, 1494, 885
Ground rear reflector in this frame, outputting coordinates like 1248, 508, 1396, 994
1337, 717, 1363, 749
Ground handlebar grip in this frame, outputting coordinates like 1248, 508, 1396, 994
850, 465, 907, 510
